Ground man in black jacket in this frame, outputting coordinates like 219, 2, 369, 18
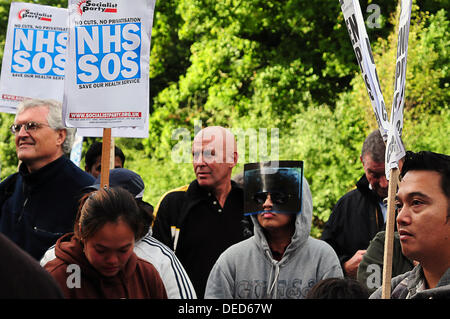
152, 126, 248, 298
321, 130, 388, 278
0, 99, 94, 260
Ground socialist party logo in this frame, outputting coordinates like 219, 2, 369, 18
77, 0, 118, 15
18, 8, 52, 22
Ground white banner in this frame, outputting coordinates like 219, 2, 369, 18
340, 0, 389, 141
77, 112, 149, 138
0, 2, 68, 113
385, 0, 412, 179
70, 134, 84, 167
63, 0, 156, 129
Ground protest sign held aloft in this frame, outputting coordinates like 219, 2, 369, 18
385, 0, 412, 180
75, 111, 149, 138
0, 2, 67, 113
63, 0, 156, 129
340, 0, 389, 141
341, 0, 413, 300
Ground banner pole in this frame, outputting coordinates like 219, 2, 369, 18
381, 167, 400, 299
100, 128, 112, 188
110, 137, 115, 169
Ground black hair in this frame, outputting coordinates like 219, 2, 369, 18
306, 278, 369, 299
401, 151, 450, 221
135, 198, 154, 239
400, 151, 450, 200
85, 141, 126, 171
75, 187, 143, 241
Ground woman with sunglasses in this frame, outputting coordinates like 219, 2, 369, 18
44, 187, 167, 299
205, 161, 343, 299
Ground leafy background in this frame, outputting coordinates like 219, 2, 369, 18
0, 0, 448, 237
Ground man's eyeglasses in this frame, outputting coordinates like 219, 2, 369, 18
252, 192, 291, 205
10, 122, 50, 134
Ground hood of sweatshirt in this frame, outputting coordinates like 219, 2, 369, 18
54, 233, 139, 298
251, 176, 312, 259
250, 176, 313, 296
205, 175, 344, 299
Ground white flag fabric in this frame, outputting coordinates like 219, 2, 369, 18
340, 0, 389, 141
63, 0, 156, 129
0, 2, 68, 113
385, 0, 412, 179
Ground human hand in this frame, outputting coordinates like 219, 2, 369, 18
343, 250, 367, 278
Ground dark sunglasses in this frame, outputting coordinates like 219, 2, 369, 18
252, 192, 291, 205
10, 121, 50, 134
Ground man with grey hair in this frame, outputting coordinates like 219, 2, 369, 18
321, 129, 388, 279
152, 126, 248, 298
0, 99, 94, 260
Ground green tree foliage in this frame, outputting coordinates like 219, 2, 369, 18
140, 1, 448, 236
0, 1, 447, 237
0, 112, 15, 177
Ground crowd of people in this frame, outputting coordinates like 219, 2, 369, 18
0, 98, 448, 299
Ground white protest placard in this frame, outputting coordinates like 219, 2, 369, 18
385, 0, 412, 179
70, 134, 84, 167
77, 111, 149, 138
63, 0, 156, 129
0, 2, 68, 113
340, 0, 389, 141
77, 126, 148, 138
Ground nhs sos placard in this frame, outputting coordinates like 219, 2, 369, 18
63, 0, 155, 129
0, 2, 67, 113
13, 27, 66, 77
75, 22, 141, 84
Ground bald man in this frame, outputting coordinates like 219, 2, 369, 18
152, 126, 248, 298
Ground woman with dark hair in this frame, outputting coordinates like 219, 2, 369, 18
44, 187, 167, 299
306, 278, 369, 299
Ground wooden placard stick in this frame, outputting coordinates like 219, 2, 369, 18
110, 137, 115, 169
100, 128, 112, 188
381, 0, 412, 299
381, 167, 400, 299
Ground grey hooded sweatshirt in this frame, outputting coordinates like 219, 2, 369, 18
204, 177, 343, 299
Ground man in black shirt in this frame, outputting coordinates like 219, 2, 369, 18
152, 126, 248, 298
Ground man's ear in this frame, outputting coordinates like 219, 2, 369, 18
56, 129, 67, 148
229, 151, 238, 168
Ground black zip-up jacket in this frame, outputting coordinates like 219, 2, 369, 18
152, 179, 250, 298
321, 174, 386, 273
0, 156, 94, 260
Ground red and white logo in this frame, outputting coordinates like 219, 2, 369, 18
77, 0, 118, 15
18, 8, 52, 21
